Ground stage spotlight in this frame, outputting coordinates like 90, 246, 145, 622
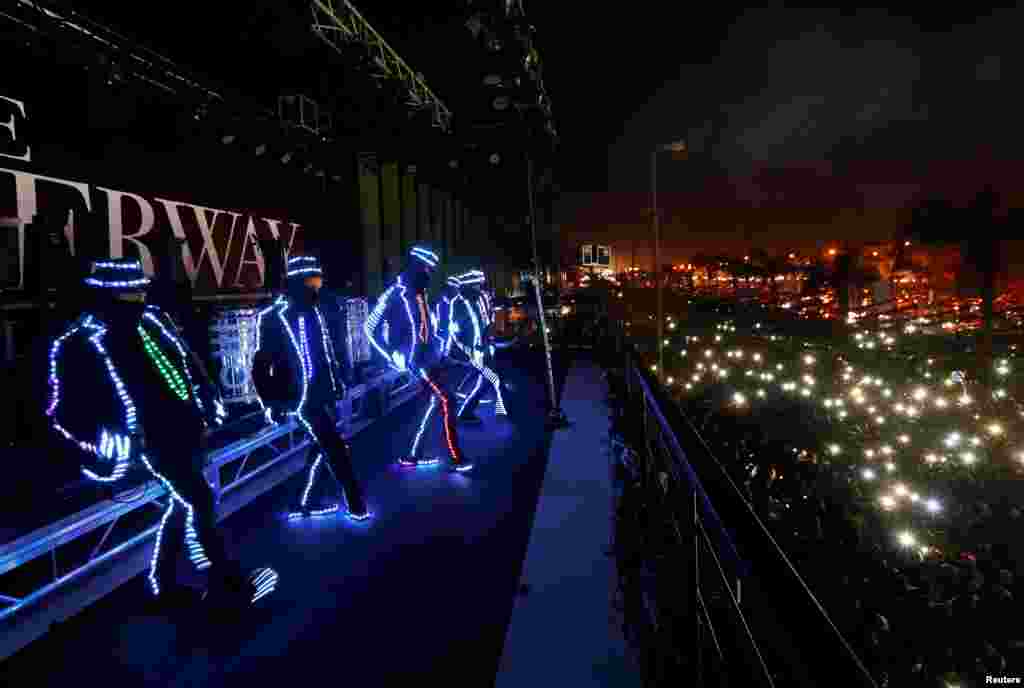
489, 153, 501, 165
280, 152, 292, 164
448, 159, 459, 169
331, 175, 342, 182
254, 144, 267, 156
315, 169, 325, 177
303, 162, 314, 174
492, 95, 511, 111
221, 134, 236, 145
483, 74, 503, 87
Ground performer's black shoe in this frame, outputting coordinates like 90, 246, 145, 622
398, 456, 440, 467
458, 413, 484, 425
288, 498, 340, 519
246, 567, 279, 604
448, 458, 475, 473
343, 493, 372, 522
204, 567, 278, 608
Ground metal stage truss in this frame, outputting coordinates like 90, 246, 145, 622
0, 368, 421, 661
7, 0, 226, 103
310, 0, 453, 132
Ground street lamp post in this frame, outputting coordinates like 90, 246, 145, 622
651, 140, 685, 384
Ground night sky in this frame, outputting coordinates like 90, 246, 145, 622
533, 6, 1022, 259
57, 4, 1022, 260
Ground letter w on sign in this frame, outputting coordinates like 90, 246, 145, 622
157, 198, 241, 288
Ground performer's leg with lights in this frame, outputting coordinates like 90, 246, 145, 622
306, 404, 370, 519
290, 405, 370, 520
400, 388, 441, 467
420, 366, 473, 472
456, 358, 487, 422
144, 438, 277, 605
477, 357, 508, 416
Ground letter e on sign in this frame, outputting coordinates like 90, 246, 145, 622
0, 96, 30, 162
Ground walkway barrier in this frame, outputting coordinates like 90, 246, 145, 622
618, 343, 877, 687
0, 368, 421, 661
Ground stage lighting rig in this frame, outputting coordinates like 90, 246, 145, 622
8, 1, 226, 105
279, 94, 336, 139
310, 0, 452, 133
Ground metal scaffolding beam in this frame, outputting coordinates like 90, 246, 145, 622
310, 0, 453, 133
8, 0, 226, 103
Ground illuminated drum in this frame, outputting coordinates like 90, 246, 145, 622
209, 307, 259, 404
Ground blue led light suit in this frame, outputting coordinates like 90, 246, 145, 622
46, 261, 275, 604
252, 257, 369, 519
433, 278, 462, 361
453, 272, 507, 419
366, 247, 471, 471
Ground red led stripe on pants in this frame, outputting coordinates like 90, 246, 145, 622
421, 372, 462, 463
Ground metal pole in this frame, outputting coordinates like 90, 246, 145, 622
527, 156, 566, 426
694, 489, 703, 685
652, 150, 664, 384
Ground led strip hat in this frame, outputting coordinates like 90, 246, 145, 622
409, 245, 439, 268
286, 255, 323, 278
456, 269, 486, 285
83, 259, 151, 290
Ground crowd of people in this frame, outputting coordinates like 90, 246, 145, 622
674, 385, 1023, 686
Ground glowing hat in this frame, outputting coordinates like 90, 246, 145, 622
456, 269, 485, 285
408, 245, 439, 269
446, 275, 462, 288
286, 255, 323, 278
83, 259, 150, 290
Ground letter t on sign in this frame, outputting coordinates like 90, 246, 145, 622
0, 96, 30, 162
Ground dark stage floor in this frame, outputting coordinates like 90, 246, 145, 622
2, 350, 571, 687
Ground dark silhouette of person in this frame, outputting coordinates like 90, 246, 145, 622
366, 245, 474, 471
45, 258, 278, 608
252, 255, 370, 520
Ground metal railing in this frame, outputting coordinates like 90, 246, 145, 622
0, 368, 421, 660
617, 340, 878, 687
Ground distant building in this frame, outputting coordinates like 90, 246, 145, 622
563, 243, 619, 286
579, 243, 614, 273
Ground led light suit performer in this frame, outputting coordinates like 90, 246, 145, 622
452, 270, 508, 422
45, 259, 278, 607
366, 246, 474, 472
251, 255, 370, 521
434, 276, 463, 363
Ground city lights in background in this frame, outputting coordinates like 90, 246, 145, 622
659, 316, 1022, 563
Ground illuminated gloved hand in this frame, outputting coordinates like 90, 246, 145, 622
263, 405, 287, 426
83, 429, 132, 482
472, 348, 484, 367
212, 398, 228, 426
391, 351, 407, 371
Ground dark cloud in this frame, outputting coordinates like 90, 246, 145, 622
609, 6, 1020, 197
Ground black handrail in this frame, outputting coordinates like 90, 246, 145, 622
620, 342, 879, 688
